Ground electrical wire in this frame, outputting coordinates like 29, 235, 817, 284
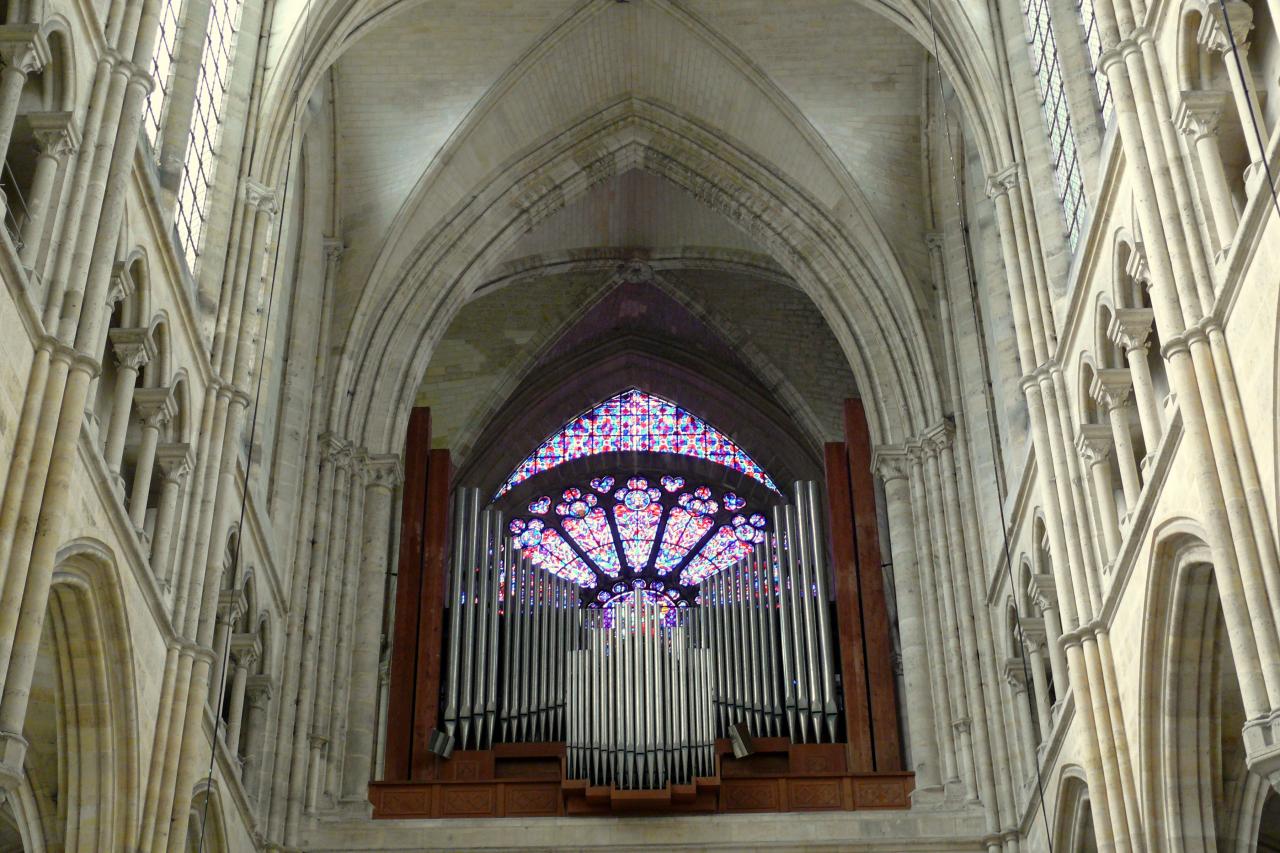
196, 0, 317, 843
923, 0, 1054, 847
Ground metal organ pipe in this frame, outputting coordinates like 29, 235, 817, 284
802, 480, 839, 743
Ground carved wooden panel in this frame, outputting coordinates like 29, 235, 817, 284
440, 785, 496, 817
787, 779, 843, 811
505, 783, 562, 816
721, 779, 781, 812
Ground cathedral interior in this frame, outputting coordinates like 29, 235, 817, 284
0, 0, 1277, 849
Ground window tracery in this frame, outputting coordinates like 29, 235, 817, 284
508, 477, 768, 602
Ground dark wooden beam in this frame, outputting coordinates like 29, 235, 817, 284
843, 398, 902, 772
412, 448, 453, 779
385, 407, 431, 780
824, 441, 873, 773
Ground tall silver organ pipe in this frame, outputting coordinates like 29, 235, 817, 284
438, 480, 840, 779
566, 597, 715, 789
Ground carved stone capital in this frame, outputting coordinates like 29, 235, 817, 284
0, 26, 49, 75
923, 230, 945, 253
1126, 244, 1152, 286
1091, 368, 1134, 410
1027, 573, 1058, 613
1003, 658, 1028, 692
320, 433, 351, 465
155, 442, 194, 484
922, 419, 955, 453
246, 674, 274, 709
1175, 89, 1230, 140
108, 263, 135, 307
1110, 307, 1155, 353
871, 446, 910, 482
108, 327, 156, 371
322, 237, 345, 265
133, 386, 177, 428
1018, 616, 1048, 649
985, 163, 1020, 199
364, 454, 404, 490
1198, 1, 1253, 54
1075, 423, 1115, 466
22, 111, 79, 159
243, 179, 278, 214
231, 632, 262, 668
218, 587, 247, 624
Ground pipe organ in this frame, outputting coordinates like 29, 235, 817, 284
436, 481, 844, 791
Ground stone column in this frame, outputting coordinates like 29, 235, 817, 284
1109, 307, 1164, 462
375, 657, 390, 781
873, 449, 942, 795
1028, 575, 1069, 719
149, 443, 192, 585
1020, 619, 1055, 737
242, 675, 273, 803
1199, 4, 1269, 188
103, 327, 155, 481
19, 112, 78, 270
1175, 90, 1238, 254
0, 27, 48, 176
128, 387, 175, 532
1091, 370, 1142, 514
1003, 660, 1038, 781
906, 445, 961, 793
82, 265, 133, 433
1076, 425, 1122, 562
224, 634, 260, 758
211, 586, 244, 711
342, 454, 401, 800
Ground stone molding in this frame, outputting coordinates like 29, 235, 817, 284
1075, 423, 1115, 464
0, 25, 49, 74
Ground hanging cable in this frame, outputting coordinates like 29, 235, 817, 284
197, 0, 318, 843
1216, 0, 1280, 220
923, 0, 1054, 847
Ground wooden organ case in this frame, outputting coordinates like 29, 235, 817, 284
369, 400, 913, 818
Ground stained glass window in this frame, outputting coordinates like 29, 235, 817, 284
496, 389, 778, 497
511, 475, 768, 601
1023, 0, 1089, 252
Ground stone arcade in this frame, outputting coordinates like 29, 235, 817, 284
0, 0, 1277, 850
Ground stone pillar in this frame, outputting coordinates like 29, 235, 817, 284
1110, 307, 1164, 462
1091, 370, 1142, 514
0, 27, 48, 177
82, 264, 133, 432
19, 112, 78, 270
242, 675, 273, 803
1020, 619, 1055, 737
1003, 660, 1038, 781
211, 586, 244, 711
128, 387, 175, 532
1175, 90, 1238, 254
149, 443, 192, 585
342, 454, 401, 801
224, 633, 260, 757
103, 327, 156, 481
1076, 424, 1122, 562
906, 445, 961, 793
1199, 4, 1269, 187
873, 449, 942, 795
1028, 575, 1069, 720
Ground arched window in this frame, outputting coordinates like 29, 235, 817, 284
497, 388, 779, 497
1023, 0, 1090, 250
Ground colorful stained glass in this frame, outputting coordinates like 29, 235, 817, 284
562, 507, 622, 577
723, 492, 746, 511
590, 476, 615, 493
600, 588, 678, 628
528, 496, 551, 515
654, 506, 715, 575
679, 525, 753, 586
495, 389, 778, 497
613, 497, 662, 571
660, 475, 685, 493
521, 526, 596, 587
